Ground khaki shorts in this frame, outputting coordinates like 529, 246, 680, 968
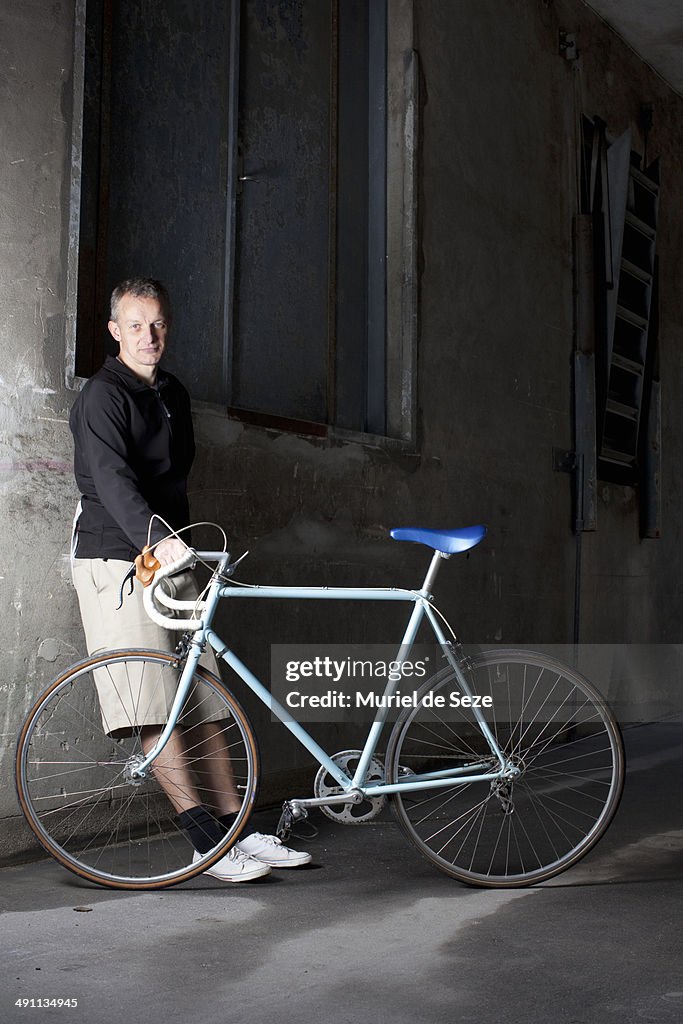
72, 558, 226, 734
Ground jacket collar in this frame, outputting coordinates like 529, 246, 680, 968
103, 354, 170, 392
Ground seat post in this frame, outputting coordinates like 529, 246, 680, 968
420, 549, 449, 596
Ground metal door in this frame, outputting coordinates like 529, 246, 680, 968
231, 0, 333, 423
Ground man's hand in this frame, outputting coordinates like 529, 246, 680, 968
154, 537, 189, 567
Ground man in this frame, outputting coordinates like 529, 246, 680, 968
70, 277, 310, 880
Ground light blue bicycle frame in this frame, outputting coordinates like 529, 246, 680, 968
135, 550, 512, 798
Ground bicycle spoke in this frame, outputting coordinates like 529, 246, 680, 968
17, 651, 258, 888
388, 652, 624, 886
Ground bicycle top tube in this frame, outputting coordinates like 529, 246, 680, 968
205, 524, 486, 598
144, 525, 487, 628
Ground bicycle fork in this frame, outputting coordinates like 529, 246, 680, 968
128, 633, 206, 780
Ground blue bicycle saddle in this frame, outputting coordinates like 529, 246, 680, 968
389, 525, 487, 554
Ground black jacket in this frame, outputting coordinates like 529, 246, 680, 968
70, 356, 194, 560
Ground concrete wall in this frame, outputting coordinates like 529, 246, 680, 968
2, 0, 683, 860
1, 0, 83, 858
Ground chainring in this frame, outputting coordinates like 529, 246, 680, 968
314, 750, 387, 825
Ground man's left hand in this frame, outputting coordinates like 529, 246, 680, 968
154, 537, 188, 566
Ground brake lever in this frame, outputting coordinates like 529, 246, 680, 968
218, 549, 250, 580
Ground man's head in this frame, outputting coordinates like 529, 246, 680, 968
108, 278, 171, 384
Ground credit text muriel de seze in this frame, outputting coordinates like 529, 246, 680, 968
281, 655, 494, 711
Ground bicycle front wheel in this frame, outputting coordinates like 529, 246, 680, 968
386, 650, 625, 887
16, 649, 259, 889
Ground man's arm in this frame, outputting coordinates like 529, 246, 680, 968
76, 381, 182, 557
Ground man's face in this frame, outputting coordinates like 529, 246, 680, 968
108, 294, 169, 380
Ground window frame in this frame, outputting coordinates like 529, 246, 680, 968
64, 0, 418, 448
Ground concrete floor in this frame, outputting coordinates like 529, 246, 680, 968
2, 721, 682, 1024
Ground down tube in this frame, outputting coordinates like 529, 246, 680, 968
205, 629, 352, 791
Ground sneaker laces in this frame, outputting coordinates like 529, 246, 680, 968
248, 832, 282, 847
228, 845, 256, 863
194, 845, 253, 864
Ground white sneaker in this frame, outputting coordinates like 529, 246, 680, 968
236, 832, 312, 868
193, 846, 271, 882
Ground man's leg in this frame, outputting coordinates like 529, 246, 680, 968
140, 722, 241, 816
72, 558, 303, 873
140, 725, 203, 813
183, 721, 242, 816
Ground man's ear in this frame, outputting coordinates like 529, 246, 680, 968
108, 319, 121, 343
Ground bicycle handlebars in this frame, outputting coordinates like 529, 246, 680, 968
141, 548, 229, 630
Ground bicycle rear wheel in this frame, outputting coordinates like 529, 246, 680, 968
16, 649, 259, 889
386, 650, 624, 887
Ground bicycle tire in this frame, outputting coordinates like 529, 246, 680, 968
16, 649, 260, 890
386, 649, 625, 887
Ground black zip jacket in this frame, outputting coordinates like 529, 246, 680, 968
70, 356, 194, 560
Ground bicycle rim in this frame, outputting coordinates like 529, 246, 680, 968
386, 650, 625, 887
16, 650, 259, 889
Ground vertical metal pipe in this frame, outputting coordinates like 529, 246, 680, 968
366, 0, 387, 434
222, 0, 242, 406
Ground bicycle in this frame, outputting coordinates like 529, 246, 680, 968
16, 525, 625, 890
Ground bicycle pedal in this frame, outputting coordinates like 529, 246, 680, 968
277, 800, 311, 841
276, 801, 296, 841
